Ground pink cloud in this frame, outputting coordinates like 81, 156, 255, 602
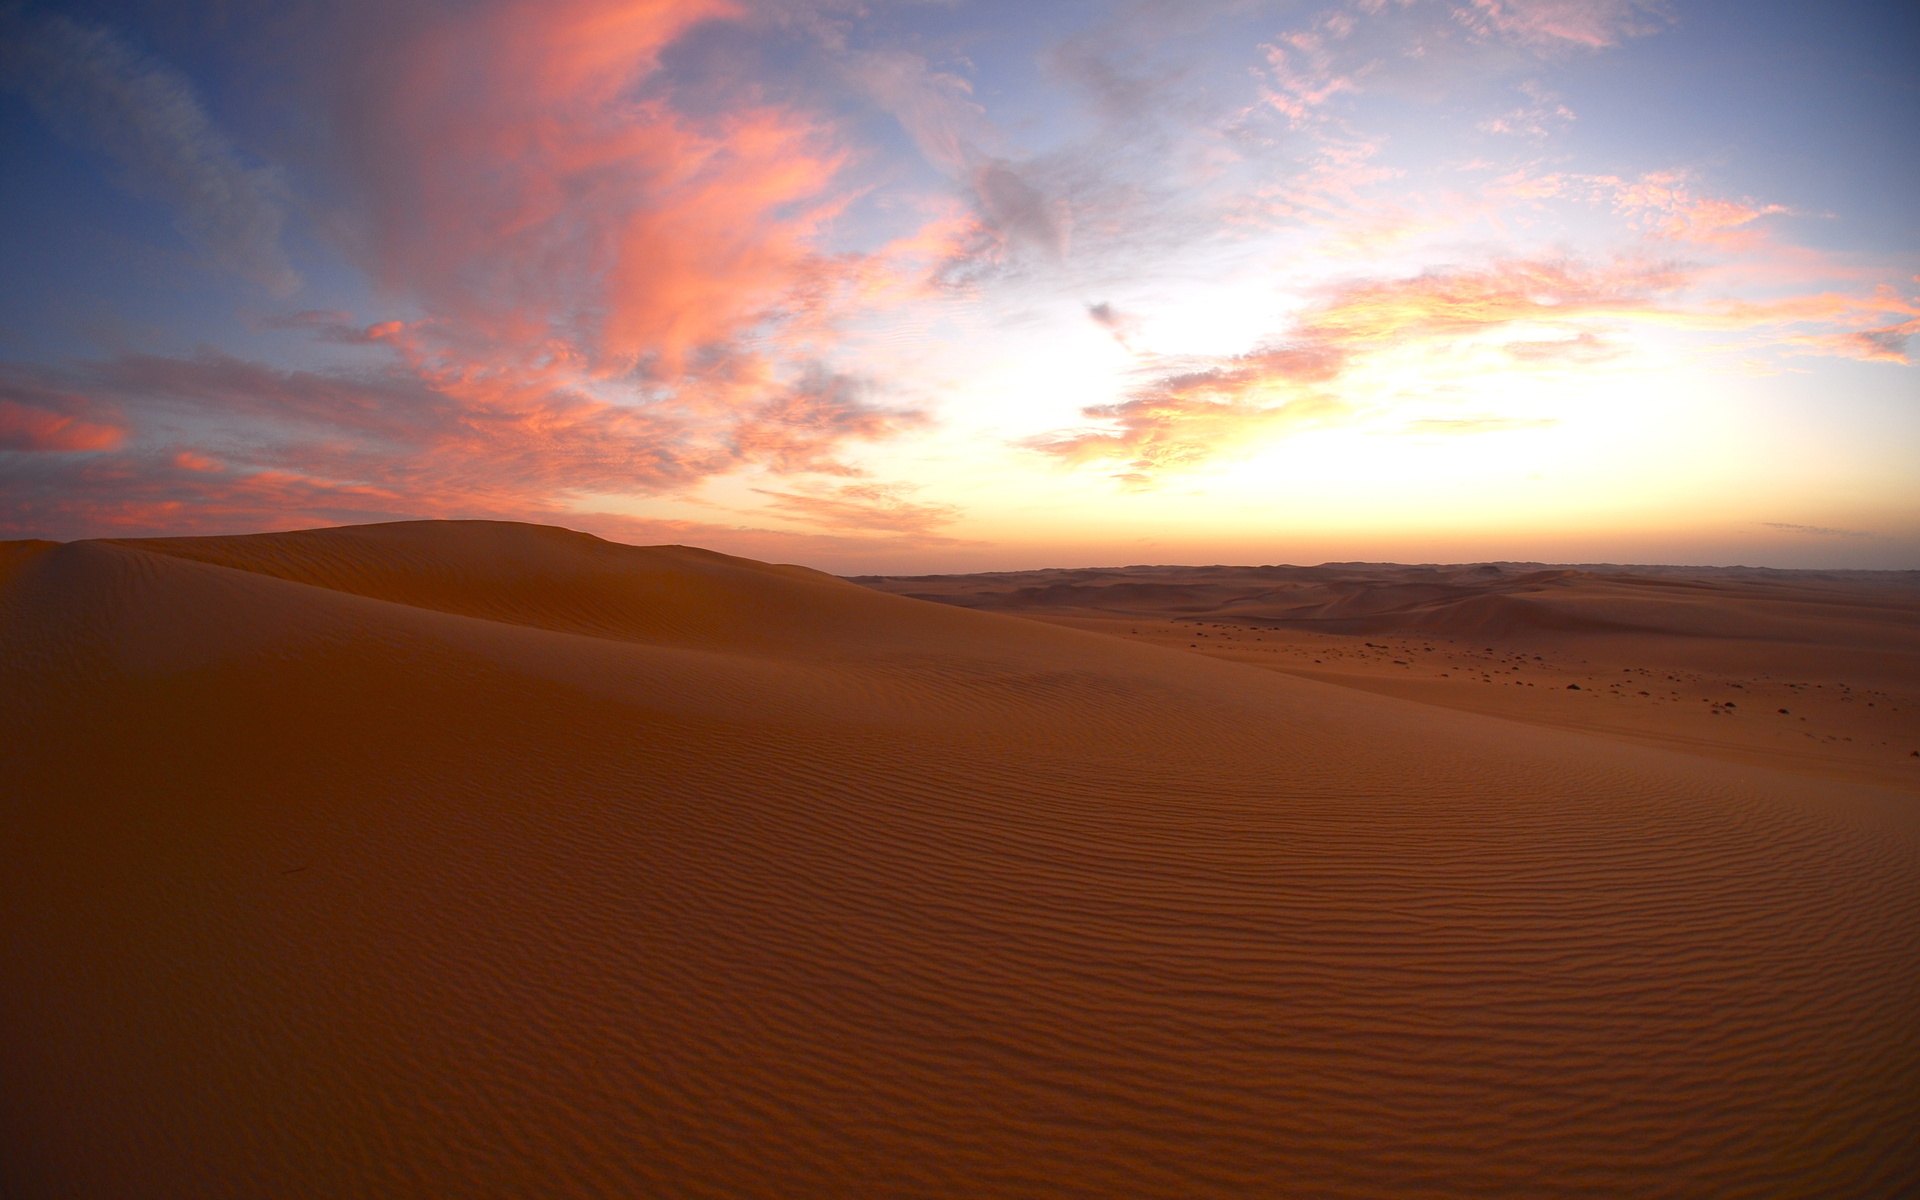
248, 0, 951, 483
1457, 0, 1669, 50
0, 1, 970, 539
1259, 32, 1361, 130
0, 381, 127, 452
319, 0, 851, 378
1478, 82, 1576, 138
0, 341, 926, 539
1493, 168, 1791, 249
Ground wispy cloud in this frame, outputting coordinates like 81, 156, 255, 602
1478, 81, 1576, 138
1760, 522, 1874, 539
751, 481, 963, 537
1454, 0, 1671, 51
1791, 321, 1919, 365
1, 11, 298, 292
1495, 168, 1792, 248
728, 369, 929, 475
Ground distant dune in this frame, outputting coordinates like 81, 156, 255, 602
5, 522, 1918, 1198
851, 559, 1920, 643
857, 561, 1920, 793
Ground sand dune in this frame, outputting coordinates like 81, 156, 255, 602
5, 522, 1919, 1198
859, 562, 1920, 793
856, 560, 1920, 644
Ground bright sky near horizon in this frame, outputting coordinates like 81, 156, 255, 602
1, 0, 1915, 571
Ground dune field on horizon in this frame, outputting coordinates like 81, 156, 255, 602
4, 519, 1918, 1198
856, 559, 1920, 794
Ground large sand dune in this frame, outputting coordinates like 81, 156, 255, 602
5, 522, 1918, 1197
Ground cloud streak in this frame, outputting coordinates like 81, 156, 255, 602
751, 481, 962, 537
1760, 522, 1873, 539
1456, 0, 1671, 50
1, 10, 297, 292
0, 395, 126, 453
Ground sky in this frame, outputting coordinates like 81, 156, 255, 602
1, 0, 1915, 572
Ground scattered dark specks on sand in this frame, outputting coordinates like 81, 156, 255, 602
1567, 684, 1581, 690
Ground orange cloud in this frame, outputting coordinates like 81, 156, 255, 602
1031, 258, 1683, 482
1034, 244, 1913, 485
1296, 258, 1684, 344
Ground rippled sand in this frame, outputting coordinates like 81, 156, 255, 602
4, 522, 1917, 1197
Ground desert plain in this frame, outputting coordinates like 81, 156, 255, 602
4, 520, 1918, 1198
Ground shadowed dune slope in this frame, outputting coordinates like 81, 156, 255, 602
4, 522, 1919, 1199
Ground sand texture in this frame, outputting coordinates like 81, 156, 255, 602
5, 522, 1919, 1198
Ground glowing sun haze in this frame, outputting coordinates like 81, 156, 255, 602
1, 0, 1914, 570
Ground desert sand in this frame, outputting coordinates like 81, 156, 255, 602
4, 522, 1918, 1198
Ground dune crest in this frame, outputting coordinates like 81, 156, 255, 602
5, 521, 1918, 1198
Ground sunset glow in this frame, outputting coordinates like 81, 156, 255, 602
2, 0, 1914, 569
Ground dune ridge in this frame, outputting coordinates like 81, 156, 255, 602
5, 521, 1919, 1198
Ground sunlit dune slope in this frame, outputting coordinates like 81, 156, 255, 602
858, 561, 1920, 792
857, 560, 1920, 645
4, 522, 1919, 1199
